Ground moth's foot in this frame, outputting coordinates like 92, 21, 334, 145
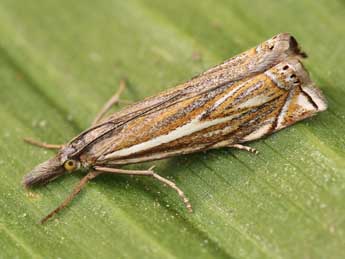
92, 79, 128, 126
148, 166, 193, 213
230, 144, 258, 155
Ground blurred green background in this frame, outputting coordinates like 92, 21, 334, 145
0, 0, 344, 258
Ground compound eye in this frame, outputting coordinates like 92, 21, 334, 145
64, 159, 77, 172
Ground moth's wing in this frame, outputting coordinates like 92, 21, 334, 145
91, 58, 321, 163
273, 81, 327, 131
239, 58, 327, 143
104, 33, 305, 126
67, 33, 306, 156
74, 58, 326, 164
199, 32, 306, 77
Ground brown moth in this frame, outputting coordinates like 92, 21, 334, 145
23, 33, 327, 223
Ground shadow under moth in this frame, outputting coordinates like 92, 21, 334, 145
23, 33, 327, 223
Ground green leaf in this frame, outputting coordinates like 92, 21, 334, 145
0, 0, 344, 258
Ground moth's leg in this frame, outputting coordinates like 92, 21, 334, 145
94, 166, 193, 212
92, 79, 130, 126
23, 138, 64, 150
211, 141, 258, 155
40, 171, 102, 224
229, 144, 258, 154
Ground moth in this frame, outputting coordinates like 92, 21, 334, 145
23, 33, 327, 223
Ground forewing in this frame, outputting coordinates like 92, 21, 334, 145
90, 58, 326, 165
103, 33, 304, 125
68, 33, 305, 158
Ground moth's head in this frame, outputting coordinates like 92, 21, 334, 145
22, 147, 81, 188
255, 33, 307, 62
